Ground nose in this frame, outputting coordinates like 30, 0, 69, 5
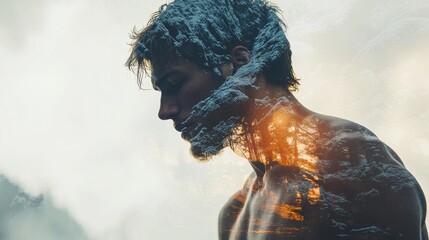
158, 93, 179, 120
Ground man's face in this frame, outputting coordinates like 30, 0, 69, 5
152, 56, 226, 147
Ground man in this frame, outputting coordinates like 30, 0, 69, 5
126, 0, 427, 239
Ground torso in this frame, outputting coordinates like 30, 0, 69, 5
219, 114, 428, 240
220, 170, 323, 240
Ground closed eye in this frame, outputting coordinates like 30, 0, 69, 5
152, 70, 186, 93
161, 77, 186, 93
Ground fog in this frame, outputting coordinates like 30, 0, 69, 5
0, 0, 428, 239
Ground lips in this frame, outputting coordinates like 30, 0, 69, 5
174, 120, 192, 132
174, 122, 185, 132
174, 121, 195, 140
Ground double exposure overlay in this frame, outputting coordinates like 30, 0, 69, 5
220, 95, 425, 239
126, 0, 428, 239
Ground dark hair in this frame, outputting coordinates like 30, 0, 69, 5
126, 0, 299, 91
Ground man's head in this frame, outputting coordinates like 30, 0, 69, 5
126, 0, 298, 90
127, 0, 299, 160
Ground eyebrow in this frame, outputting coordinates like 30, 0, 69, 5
151, 70, 180, 90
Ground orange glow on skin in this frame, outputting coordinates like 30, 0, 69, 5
262, 109, 322, 221
308, 187, 321, 205
268, 203, 305, 221
271, 109, 289, 126
226, 107, 323, 236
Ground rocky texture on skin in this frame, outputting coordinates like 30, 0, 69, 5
135, 0, 427, 238
135, 0, 291, 159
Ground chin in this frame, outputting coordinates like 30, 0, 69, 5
185, 119, 238, 161
189, 140, 226, 161
182, 105, 243, 160
186, 131, 226, 161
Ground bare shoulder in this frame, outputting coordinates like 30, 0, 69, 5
317, 113, 379, 143
314, 113, 404, 166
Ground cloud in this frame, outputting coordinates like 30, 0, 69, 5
0, 0, 69, 47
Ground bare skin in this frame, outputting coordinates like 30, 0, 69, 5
153, 47, 427, 240
218, 86, 428, 239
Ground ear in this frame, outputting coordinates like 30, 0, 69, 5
231, 46, 251, 73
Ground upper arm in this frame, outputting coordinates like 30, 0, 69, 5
319, 124, 427, 238
350, 163, 426, 238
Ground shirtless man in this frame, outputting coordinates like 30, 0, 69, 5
126, 0, 428, 239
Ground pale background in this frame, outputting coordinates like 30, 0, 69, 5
0, 0, 428, 239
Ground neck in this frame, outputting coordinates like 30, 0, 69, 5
229, 81, 318, 176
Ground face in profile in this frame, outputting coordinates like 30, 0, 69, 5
152, 56, 228, 159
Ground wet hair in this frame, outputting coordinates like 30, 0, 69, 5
126, 0, 299, 91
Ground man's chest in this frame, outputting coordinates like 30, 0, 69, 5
220, 176, 322, 240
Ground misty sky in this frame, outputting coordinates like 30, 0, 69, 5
0, 0, 428, 239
